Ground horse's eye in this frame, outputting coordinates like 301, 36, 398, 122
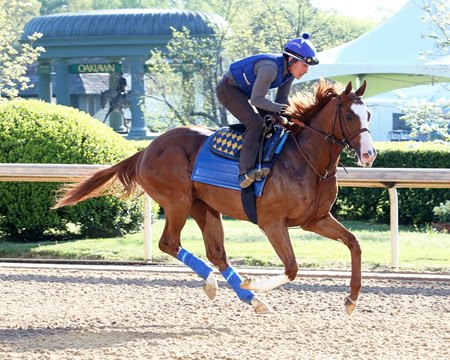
346, 114, 352, 121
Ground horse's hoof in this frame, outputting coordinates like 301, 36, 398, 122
251, 297, 272, 314
344, 295, 357, 315
240, 278, 252, 290
203, 273, 218, 300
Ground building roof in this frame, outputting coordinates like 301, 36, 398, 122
22, 9, 225, 39
21, 9, 226, 59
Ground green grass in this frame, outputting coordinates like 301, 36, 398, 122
0, 218, 449, 272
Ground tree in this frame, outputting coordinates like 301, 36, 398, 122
145, 25, 228, 129
39, 0, 94, 14
420, 0, 449, 59
0, 0, 43, 100
398, 0, 449, 142
35, 0, 376, 130
143, 0, 375, 130
224, 0, 374, 58
39, 0, 174, 13
399, 98, 450, 141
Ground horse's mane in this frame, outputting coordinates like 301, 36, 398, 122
285, 78, 341, 124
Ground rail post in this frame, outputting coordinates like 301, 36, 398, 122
144, 194, 152, 262
388, 187, 399, 269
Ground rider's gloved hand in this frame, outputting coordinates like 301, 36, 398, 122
272, 112, 288, 126
281, 104, 291, 116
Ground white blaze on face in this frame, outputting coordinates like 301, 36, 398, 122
351, 102, 376, 167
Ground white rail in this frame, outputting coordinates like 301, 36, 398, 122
1, 163, 449, 268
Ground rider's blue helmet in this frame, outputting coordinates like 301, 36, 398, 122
283, 33, 319, 66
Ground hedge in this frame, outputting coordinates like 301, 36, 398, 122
0, 99, 149, 241
335, 141, 450, 225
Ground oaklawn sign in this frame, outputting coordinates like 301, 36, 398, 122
69, 63, 122, 74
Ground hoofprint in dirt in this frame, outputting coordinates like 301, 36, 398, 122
0, 267, 448, 360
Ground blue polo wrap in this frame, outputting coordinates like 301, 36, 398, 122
176, 248, 213, 280
221, 266, 254, 303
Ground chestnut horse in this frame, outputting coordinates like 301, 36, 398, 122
53, 79, 376, 315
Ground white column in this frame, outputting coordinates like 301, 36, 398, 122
388, 187, 399, 269
355, 75, 361, 89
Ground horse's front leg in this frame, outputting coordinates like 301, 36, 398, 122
190, 200, 271, 313
241, 223, 297, 291
304, 213, 362, 315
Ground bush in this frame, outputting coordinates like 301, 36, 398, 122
130, 139, 153, 151
335, 142, 450, 226
433, 200, 450, 223
0, 99, 149, 241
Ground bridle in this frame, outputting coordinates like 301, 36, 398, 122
286, 95, 370, 180
334, 95, 371, 144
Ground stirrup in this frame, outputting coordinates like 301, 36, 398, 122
239, 167, 270, 188
254, 167, 270, 181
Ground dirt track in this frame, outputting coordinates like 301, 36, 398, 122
0, 266, 449, 360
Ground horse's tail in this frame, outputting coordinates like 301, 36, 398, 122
52, 150, 144, 209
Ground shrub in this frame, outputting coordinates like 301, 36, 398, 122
433, 200, 450, 223
0, 99, 150, 241
335, 142, 450, 225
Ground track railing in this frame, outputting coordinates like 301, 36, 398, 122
1, 163, 449, 268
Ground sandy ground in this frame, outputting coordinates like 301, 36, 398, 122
0, 266, 449, 360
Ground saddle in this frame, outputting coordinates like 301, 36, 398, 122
192, 117, 290, 224
209, 120, 286, 164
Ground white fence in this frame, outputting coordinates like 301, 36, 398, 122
1, 163, 449, 268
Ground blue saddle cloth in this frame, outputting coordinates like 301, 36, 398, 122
191, 126, 289, 197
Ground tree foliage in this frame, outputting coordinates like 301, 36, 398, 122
400, 98, 450, 141
0, 99, 144, 240
394, 1, 450, 142
142, 0, 375, 130
420, 0, 449, 59
0, 0, 43, 100
39, 0, 92, 13
35, 0, 377, 130
39, 0, 179, 14
145, 25, 228, 129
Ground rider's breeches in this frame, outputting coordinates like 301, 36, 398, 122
216, 77, 266, 174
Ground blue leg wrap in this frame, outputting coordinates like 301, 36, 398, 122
221, 266, 254, 304
176, 248, 213, 280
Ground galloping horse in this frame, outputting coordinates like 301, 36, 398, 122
54, 79, 376, 315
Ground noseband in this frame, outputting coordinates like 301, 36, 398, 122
287, 95, 370, 180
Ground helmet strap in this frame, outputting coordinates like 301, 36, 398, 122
287, 58, 297, 74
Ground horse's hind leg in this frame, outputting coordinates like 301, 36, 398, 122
158, 204, 215, 296
304, 213, 362, 315
190, 199, 271, 313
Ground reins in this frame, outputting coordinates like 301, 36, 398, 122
286, 95, 370, 180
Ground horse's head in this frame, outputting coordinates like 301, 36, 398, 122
335, 81, 376, 167
286, 79, 376, 170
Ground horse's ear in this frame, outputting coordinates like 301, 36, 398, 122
343, 81, 352, 95
355, 80, 367, 97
